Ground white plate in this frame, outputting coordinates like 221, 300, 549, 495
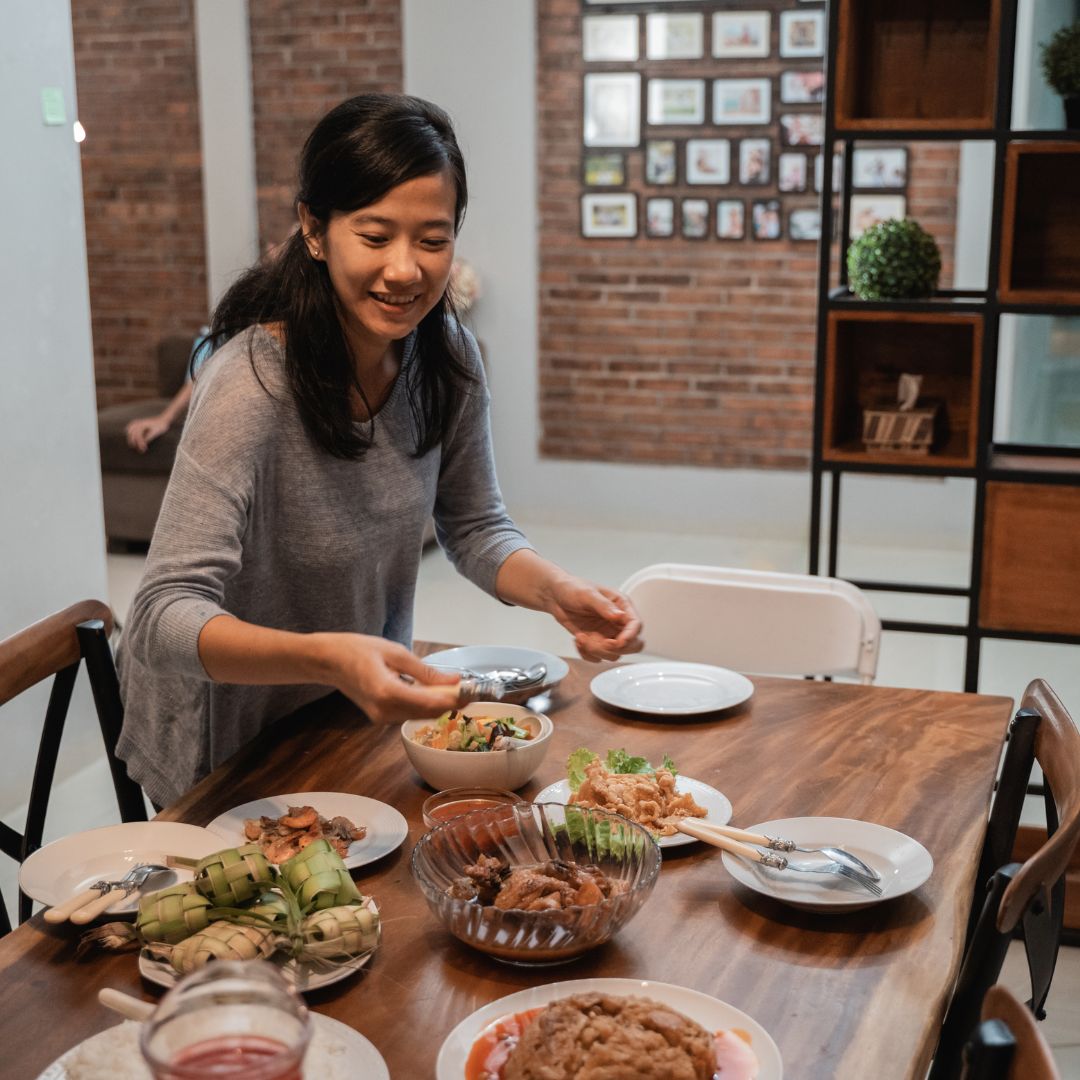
721, 816, 934, 913
534, 776, 733, 849
139, 897, 380, 994
422, 645, 570, 699
35, 1011, 388, 1080
19, 822, 222, 916
206, 792, 408, 869
591, 661, 754, 716
436, 976, 782, 1080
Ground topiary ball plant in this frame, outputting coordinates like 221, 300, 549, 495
1040, 22, 1080, 98
846, 218, 942, 301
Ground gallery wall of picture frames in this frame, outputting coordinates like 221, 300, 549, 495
578, 1, 911, 243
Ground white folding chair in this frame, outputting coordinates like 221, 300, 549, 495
620, 563, 882, 683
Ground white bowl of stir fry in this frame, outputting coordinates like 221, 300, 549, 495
401, 703, 554, 791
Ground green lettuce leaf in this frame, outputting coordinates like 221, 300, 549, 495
566, 748, 598, 792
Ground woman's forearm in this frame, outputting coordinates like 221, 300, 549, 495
493, 548, 572, 612
197, 614, 337, 686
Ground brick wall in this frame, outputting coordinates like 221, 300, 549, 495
248, 0, 403, 252
73, 0, 208, 408
537, 0, 959, 470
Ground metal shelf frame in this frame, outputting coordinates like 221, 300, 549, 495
808, 0, 1080, 692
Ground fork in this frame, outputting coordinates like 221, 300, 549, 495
676, 820, 884, 896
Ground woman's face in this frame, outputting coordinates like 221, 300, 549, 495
305, 170, 457, 359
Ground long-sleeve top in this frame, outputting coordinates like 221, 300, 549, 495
116, 323, 530, 806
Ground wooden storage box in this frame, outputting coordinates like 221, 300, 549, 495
999, 143, 1080, 305
823, 311, 982, 468
834, 0, 999, 130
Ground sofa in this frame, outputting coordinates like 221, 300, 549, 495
97, 335, 191, 547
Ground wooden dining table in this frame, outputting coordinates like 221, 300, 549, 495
0, 646, 1013, 1079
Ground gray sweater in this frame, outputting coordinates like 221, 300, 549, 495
116, 324, 530, 807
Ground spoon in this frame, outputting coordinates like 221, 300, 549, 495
68, 863, 171, 924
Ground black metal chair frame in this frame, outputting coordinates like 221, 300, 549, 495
0, 618, 146, 934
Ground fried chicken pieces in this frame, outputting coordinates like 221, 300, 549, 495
503, 993, 718, 1080
448, 854, 628, 911
242, 804, 366, 863
571, 759, 707, 836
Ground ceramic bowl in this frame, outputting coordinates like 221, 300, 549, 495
400, 703, 554, 791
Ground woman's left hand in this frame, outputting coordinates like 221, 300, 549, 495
546, 578, 644, 662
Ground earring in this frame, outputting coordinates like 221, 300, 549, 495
312, 247, 320, 258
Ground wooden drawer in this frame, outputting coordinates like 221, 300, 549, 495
981, 481, 1080, 634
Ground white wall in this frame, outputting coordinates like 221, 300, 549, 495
401, 0, 973, 553
0, 0, 110, 816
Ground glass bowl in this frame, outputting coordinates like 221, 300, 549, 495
421, 787, 526, 830
410, 801, 661, 966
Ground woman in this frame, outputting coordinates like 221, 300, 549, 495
117, 94, 642, 808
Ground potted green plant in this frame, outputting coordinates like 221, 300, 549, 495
846, 218, 942, 301
1040, 22, 1080, 129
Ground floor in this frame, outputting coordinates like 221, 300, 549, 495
3, 519, 1078, 1073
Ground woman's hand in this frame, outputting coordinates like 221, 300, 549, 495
125, 414, 170, 452
320, 633, 462, 723
545, 578, 644, 662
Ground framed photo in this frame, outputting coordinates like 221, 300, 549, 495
852, 147, 908, 189
581, 193, 637, 238
778, 152, 808, 192
738, 138, 771, 185
751, 198, 782, 240
582, 15, 639, 62
711, 12, 771, 59
584, 73, 641, 147
716, 199, 746, 240
645, 197, 675, 238
583, 152, 626, 187
712, 79, 772, 125
780, 112, 824, 146
645, 139, 677, 184
686, 138, 731, 184
647, 79, 706, 125
646, 13, 704, 60
850, 194, 907, 237
681, 198, 709, 239
789, 207, 822, 242
780, 70, 825, 104
779, 10, 826, 58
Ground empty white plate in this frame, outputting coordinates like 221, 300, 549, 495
721, 816, 934, 913
591, 661, 754, 716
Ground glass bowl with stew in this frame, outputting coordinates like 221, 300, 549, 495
410, 801, 661, 966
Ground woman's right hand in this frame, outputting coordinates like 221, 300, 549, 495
321, 633, 462, 724
125, 414, 170, 452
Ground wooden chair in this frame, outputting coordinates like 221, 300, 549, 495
929, 680, 1080, 1079
960, 985, 1061, 1080
0, 600, 147, 934
620, 563, 881, 682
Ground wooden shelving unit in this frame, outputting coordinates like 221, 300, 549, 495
809, 0, 1080, 693
834, 0, 1001, 131
999, 142, 1080, 304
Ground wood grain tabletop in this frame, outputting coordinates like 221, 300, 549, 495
0, 648, 1012, 1079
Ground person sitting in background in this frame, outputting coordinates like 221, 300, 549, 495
124, 326, 211, 452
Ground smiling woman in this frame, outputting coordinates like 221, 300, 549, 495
115, 93, 643, 808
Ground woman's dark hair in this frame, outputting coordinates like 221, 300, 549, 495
209, 93, 472, 458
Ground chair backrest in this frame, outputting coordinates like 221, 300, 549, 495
929, 680, 1080, 1079
0, 600, 147, 933
620, 563, 882, 683
959, 985, 1061, 1080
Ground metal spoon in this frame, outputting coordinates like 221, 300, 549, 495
69, 863, 170, 924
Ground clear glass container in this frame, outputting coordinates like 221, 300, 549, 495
140, 960, 310, 1080
421, 786, 525, 829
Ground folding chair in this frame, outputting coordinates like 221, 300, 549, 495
620, 563, 882, 683
0, 600, 147, 933
929, 680, 1080, 1079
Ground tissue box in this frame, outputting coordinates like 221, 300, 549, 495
861, 401, 943, 454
